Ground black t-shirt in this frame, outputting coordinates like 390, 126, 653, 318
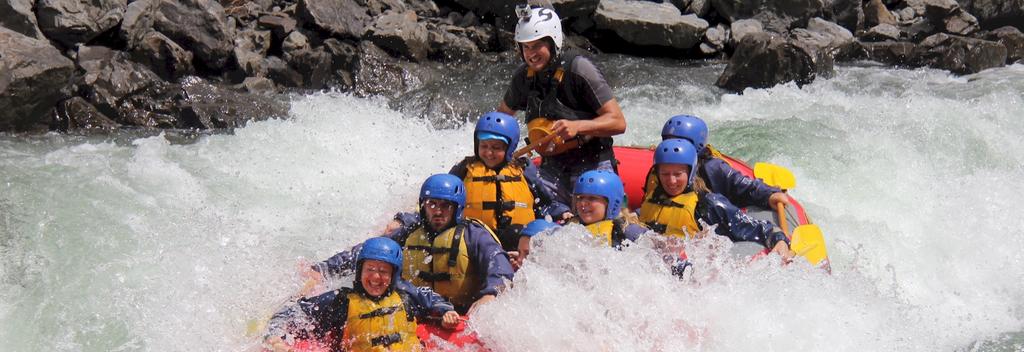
502, 55, 617, 168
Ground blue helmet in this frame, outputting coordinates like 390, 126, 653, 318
419, 173, 466, 220
654, 139, 698, 190
474, 111, 520, 161
661, 115, 708, 153
355, 237, 402, 294
573, 170, 624, 221
521, 219, 560, 237
357, 237, 403, 274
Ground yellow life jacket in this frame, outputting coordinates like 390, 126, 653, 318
462, 160, 536, 230
342, 290, 421, 352
402, 220, 500, 308
638, 189, 700, 239
583, 219, 625, 247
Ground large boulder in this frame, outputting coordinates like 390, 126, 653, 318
864, 0, 898, 28
987, 26, 1024, 63
918, 0, 978, 35
365, 10, 430, 62
285, 45, 335, 89
427, 24, 482, 62
77, 46, 166, 123
119, 0, 157, 48
860, 41, 916, 66
594, 0, 708, 50
257, 15, 296, 42
52, 97, 120, 131
151, 0, 235, 70
0, 27, 76, 131
176, 76, 288, 129
352, 41, 421, 98
35, 0, 127, 46
730, 19, 764, 47
234, 29, 273, 77
716, 31, 832, 92
824, 0, 864, 32
912, 33, 1007, 74
1, 0, 45, 39
792, 17, 857, 60
862, 23, 902, 41
959, 0, 1024, 30
132, 31, 195, 81
711, 0, 824, 32
298, 0, 370, 39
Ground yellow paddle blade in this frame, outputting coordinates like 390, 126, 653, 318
790, 224, 829, 267
754, 162, 797, 190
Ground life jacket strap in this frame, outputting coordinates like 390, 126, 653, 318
370, 333, 402, 347
417, 271, 452, 282
470, 175, 523, 183
406, 245, 449, 254
482, 200, 517, 211
448, 225, 463, 268
359, 305, 401, 319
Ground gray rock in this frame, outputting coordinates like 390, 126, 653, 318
286, 46, 334, 89
177, 76, 288, 129
905, 17, 937, 40
77, 46, 165, 121
406, 0, 439, 17
860, 40, 916, 66
352, 41, 416, 98
864, 0, 898, 27
238, 76, 277, 94
961, 0, 1023, 30
716, 31, 831, 92
862, 23, 902, 41
52, 97, 119, 131
234, 29, 272, 77
987, 26, 1024, 63
458, 11, 480, 27
365, 10, 430, 61
0, 27, 76, 132
120, 0, 157, 48
941, 9, 979, 35
825, 0, 864, 32
133, 31, 194, 81
464, 24, 499, 52
894, 7, 917, 22
594, 0, 708, 49
365, 0, 407, 16
711, 0, 824, 32
428, 25, 481, 62
35, 0, 126, 46
668, 0, 690, 13
323, 38, 359, 71
282, 30, 310, 54
263, 56, 304, 88
704, 23, 729, 50
794, 17, 857, 59
258, 15, 297, 41
0, 0, 45, 39
688, 0, 711, 17
151, 0, 235, 70
912, 33, 1007, 74
730, 19, 763, 47
298, 0, 370, 39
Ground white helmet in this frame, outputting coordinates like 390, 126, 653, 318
514, 6, 563, 51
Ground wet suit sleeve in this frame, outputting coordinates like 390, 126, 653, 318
622, 223, 647, 244
521, 158, 570, 218
265, 289, 349, 341
313, 213, 421, 278
395, 280, 456, 319
502, 64, 530, 111
465, 222, 514, 297
698, 193, 788, 249
702, 158, 781, 209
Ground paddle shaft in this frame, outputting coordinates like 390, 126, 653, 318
776, 201, 790, 240
512, 133, 560, 159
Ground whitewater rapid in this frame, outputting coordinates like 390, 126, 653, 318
1, 60, 1023, 351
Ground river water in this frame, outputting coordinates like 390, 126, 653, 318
2, 56, 1023, 351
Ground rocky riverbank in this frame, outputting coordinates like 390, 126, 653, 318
1, 0, 1021, 133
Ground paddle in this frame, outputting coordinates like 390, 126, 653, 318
753, 162, 830, 268
512, 132, 560, 159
